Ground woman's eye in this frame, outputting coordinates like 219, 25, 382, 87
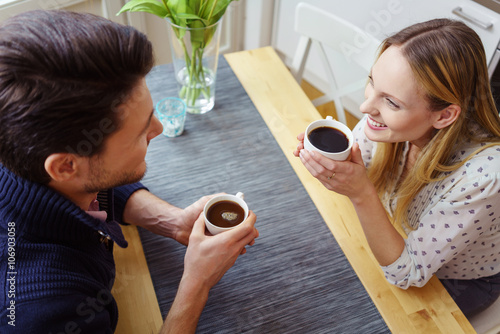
386, 98, 400, 109
368, 75, 374, 86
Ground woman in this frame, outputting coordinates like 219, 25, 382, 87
294, 18, 500, 317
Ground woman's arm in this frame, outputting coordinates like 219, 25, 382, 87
298, 145, 405, 266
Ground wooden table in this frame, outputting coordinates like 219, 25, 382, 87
112, 46, 476, 334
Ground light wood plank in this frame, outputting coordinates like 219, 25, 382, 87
225, 46, 476, 334
300, 79, 360, 130
112, 225, 163, 334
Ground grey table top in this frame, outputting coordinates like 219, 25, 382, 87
139, 56, 389, 333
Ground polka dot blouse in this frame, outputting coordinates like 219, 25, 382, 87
353, 116, 500, 289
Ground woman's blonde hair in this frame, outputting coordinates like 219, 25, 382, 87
367, 19, 500, 228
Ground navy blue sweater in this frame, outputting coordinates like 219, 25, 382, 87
0, 164, 145, 333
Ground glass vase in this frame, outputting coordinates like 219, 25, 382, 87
166, 19, 222, 114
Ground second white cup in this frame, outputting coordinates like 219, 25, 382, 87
204, 192, 249, 235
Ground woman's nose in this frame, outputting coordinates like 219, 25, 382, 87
359, 99, 371, 115
359, 95, 372, 116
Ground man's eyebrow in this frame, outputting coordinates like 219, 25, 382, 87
140, 108, 155, 135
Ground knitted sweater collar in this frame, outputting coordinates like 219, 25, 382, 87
0, 164, 127, 248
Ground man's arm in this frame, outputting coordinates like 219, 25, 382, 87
121, 188, 259, 333
159, 273, 210, 334
160, 211, 258, 333
122, 189, 214, 245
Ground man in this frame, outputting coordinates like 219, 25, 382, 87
0, 10, 258, 333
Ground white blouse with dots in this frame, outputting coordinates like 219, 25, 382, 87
353, 116, 500, 289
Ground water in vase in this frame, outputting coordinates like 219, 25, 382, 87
176, 67, 216, 114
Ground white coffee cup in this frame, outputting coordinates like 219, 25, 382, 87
204, 192, 249, 235
304, 116, 353, 160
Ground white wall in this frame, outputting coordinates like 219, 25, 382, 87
268, 0, 500, 100
243, 0, 275, 49
272, 0, 500, 63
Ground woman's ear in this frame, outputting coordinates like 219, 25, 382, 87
433, 104, 461, 129
44, 153, 79, 182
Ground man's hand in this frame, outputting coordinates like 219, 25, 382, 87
160, 211, 258, 334
183, 210, 258, 287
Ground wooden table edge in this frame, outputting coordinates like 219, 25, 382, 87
113, 225, 163, 333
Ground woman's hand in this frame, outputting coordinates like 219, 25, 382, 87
295, 136, 405, 266
293, 132, 306, 157
296, 142, 370, 203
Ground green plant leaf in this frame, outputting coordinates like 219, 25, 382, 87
167, 0, 189, 15
207, 0, 237, 24
118, 0, 239, 28
199, 0, 215, 20
189, 19, 208, 48
177, 13, 209, 26
166, 0, 189, 27
189, 0, 201, 15
117, 0, 169, 18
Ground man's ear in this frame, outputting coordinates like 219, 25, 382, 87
44, 153, 80, 182
433, 104, 461, 129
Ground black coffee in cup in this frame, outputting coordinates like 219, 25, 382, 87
207, 200, 245, 228
308, 126, 349, 153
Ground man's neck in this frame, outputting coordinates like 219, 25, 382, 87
47, 181, 98, 211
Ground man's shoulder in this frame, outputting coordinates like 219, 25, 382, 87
0, 235, 117, 333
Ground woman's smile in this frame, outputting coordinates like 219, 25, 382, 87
367, 116, 388, 130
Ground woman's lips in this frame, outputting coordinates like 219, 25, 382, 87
367, 117, 388, 130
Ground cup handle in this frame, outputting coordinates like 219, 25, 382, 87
235, 192, 244, 199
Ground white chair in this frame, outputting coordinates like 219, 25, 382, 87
290, 2, 381, 125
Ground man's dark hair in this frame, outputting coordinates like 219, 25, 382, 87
0, 10, 154, 184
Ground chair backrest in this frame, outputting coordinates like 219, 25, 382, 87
291, 2, 381, 124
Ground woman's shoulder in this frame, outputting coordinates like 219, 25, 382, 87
461, 142, 500, 162
452, 142, 500, 179
460, 121, 500, 163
